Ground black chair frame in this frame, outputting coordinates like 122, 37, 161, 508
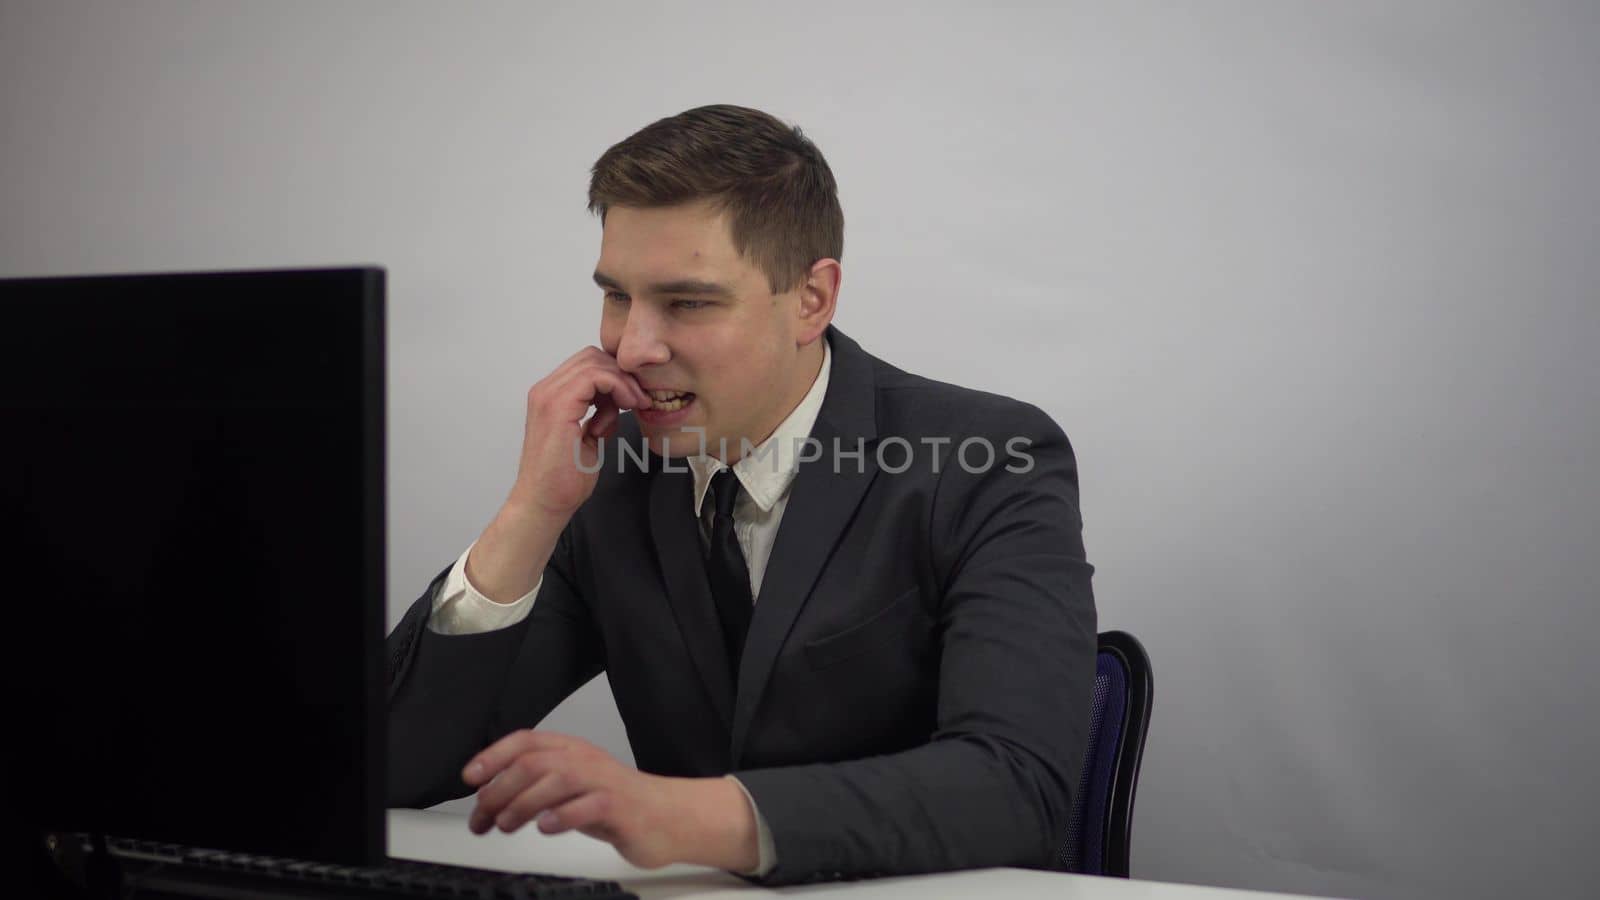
1096, 629, 1153, 877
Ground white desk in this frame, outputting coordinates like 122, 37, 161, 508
387, 808, 1329, 900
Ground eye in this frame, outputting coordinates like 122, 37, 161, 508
604, 291, 629, 304
672, 299, 709, 310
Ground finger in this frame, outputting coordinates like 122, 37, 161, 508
595, 365, 652, 410
463, 729, 574, 787
548, 345, 618, 382
495, 768, 591, 833
584, 400, 620, 441
563, 349, 652, 410
462, 731, 533, 788
534, 349, 649, 416
551, 366, 650, 420
467, 755, 543, 834
582, 353, 652, 410
534, 790, 613, 836
613, 367, 651, 408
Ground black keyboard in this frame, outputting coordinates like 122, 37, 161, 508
100, 837, 638, 899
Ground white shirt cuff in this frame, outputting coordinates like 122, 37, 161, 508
426, 540, 540, 635
725, 774, 777, 877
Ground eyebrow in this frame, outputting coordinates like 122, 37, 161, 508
592, 270, 736, 298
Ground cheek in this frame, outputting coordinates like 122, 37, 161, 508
715, 360, 775, 411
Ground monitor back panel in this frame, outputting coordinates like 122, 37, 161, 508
1, 267, 386, 865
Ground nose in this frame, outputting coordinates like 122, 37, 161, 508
614, 305, 670, 373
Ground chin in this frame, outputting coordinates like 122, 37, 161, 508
641, 430, 705, 459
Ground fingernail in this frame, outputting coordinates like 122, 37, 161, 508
538, 810, 559, 830
465, 762, 483, 781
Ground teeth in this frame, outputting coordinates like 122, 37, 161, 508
646, 389, 693, 412
652, 394, 691, 412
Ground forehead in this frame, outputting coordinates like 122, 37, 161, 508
596, 200, 746, 281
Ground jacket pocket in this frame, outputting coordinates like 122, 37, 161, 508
803, 587, 930, 670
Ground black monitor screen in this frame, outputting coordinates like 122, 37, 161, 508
0, 267, 386, 866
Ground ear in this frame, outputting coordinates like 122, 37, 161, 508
795, 258, 840, 346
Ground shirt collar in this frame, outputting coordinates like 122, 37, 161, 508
689, 336, 832, 518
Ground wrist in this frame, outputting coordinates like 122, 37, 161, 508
500, 488, 573, 526
669, 776, 759, 873
465, 501, 566, 605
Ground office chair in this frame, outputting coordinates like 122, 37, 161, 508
1059, 630, 1153, 877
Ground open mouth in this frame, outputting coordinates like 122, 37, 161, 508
646, 389, 695, 412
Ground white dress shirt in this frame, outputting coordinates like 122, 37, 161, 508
426, 337, 833, 878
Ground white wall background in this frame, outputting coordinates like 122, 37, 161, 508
4, 2, 1596, 898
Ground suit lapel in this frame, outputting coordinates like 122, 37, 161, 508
730, 326, 880, 764
648, 464, 735, 733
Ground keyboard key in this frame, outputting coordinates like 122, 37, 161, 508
107, 838, 637, 898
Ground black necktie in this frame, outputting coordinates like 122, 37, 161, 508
705, 469, 754, 674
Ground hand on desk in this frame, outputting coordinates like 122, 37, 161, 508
462, 730, 759, 874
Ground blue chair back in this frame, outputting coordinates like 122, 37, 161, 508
1059, 630, 1152, 877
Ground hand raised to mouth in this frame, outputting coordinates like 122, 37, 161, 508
458, 346, 651, 606
514, 345, 653, 517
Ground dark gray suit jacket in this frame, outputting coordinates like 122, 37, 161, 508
385, 325, 1097, 885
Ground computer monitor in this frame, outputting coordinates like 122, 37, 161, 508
1, 267, 387, 867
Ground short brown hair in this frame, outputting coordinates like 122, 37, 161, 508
587, 104, 844, 295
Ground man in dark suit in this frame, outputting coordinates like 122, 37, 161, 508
386, 104, 1097, 886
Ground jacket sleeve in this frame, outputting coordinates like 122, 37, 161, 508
385, 523, 605, 809
733, 404, 1097, 884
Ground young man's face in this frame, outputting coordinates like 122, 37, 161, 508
595, 198, 834, 460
